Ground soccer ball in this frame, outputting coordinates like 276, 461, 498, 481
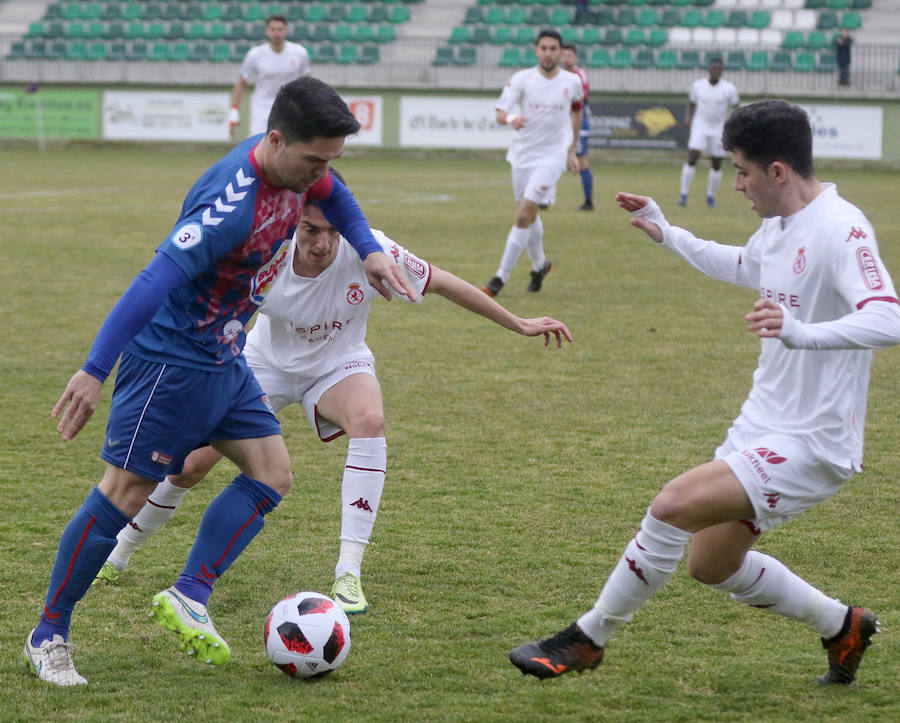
265, 591, 351, 678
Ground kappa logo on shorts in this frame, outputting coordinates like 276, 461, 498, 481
150, 450, 174, 465
764, 492, 781, 510
753, 448, 787, 464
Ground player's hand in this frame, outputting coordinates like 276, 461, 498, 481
616, 192, 664, 243
745, 298, 784, 338
52, 369, 103, 441
228, 106, 240, 137
566, 149, 579, 174
516, 317, 573, 348
363, 251, 419, 302
509, 115, 525, 131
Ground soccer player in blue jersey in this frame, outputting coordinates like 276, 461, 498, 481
24, 76, 416, 687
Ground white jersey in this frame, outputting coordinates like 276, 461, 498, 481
244, 230, 430, 378
663, 184, 897, 471
240, 41, 312, 134
689, 78, 739, 127
496, 67, 584, 169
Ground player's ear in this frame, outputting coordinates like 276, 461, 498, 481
267, 128, 285, 151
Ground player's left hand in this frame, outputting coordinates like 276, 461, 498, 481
745, 298, 784, 338
567, 150, 579, 174
518, 317, 573, 348
363, 251, 419, 302
52, 369, 103, 441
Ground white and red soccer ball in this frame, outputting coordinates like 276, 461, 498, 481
265, 592, 351, 678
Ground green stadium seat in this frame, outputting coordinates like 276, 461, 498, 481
332, 24, 352, 43
794, 52, 815, 71
499, 46, 522, 67
165, 22, 186, 39
305, 6, 326, 23
770, 51, 792, 71
107, 41, 128, 60
85, 21, 105, 39
433, 45, 454, 65
375, 25, 396, 42
850, 0, 871, 8
670, 0, 691, 6
628, 0, 648, 6
587, 48, 610, 68
147, 41, 168, 61
633, 49, 654, 68
747, 50, 768, 71
805, 0, 826, 7
367, 5, 387, 22
287, 4, 305, 21
614, 8, 636, 25
188, 41, 211, 61
126, 40, 148, 61
840, 12, 861, 29
470, 26, 490, 43
623, 28, 646, 46
186, 21, 208, 39
678, 49, 700, 69
725, 50, 746, 70
702, 10, 724, 28
826, 0, 849, 8
580, 27, 601, 45
817, 52, 837, 72
660, 9, 681, 26
65, 41, 86, 60
310, 25, 332, 42
692, 0, 715, 6
507, 7, 526, 24
456, 46, 477, 65
62, 4, 81, 21
202, 4, 223, 21
326, 5, 347, 22
347, 5, 367, 22
600, 28, 621, 46
463, 7, 482, 24
491, 27, 512, 45
682, 9, 702, 28
647, 28, 667, 46
168, 42, 189, 61
25, 21, 43, 38
449, 26, 469, 43
23, 40, 46, 60
782, 31, 803, 49
527, 7, 548, 25
388, 6, 410, 22
354, 25, 375, 43
230, 41, 251, 61
592, 8, 613, 25
550, 8, 571, 24
242, 5, 265, 22
316, 44, 337, 63
514, 27, 535, 44
64, 21, 85, 38
817, 11, 838, 29
483, 7, 502, 24
610, 48, 632, 68
727, 11, 748, 28
104, 20, 124, 39
7, 40, 26, 59
805, 31, 828, 49
336, 45, 358, 63
749, 11, 771, 29
637, 9, 657, 26
359, 45, 379, 64
655, 49, 676, 69
211, 42, 231, 62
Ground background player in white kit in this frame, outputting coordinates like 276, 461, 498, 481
95, 173, 572, 615
482, 29, 583, 298
510, 100, 900, 685
228, 14, 311, 138
678, 58, 739, 208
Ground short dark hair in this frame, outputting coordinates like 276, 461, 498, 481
723, 100, 814, 178
561, 43, 577, 53
266, 14, 287, 26
267, 77, 361, 144
536, 29, 562, 45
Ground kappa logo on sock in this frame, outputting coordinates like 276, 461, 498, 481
625, 556, 649, 585
350, 498, 373, 512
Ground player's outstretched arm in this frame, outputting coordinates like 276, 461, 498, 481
52, 369, 103, 441
428, 266, 572, 348
363, 251, 419, 303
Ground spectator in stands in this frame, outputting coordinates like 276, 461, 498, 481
678, 58, 739, 209
574, 0, 589, 25
228, 14, 312, 137
835, 29, 853, 87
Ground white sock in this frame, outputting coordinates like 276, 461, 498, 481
525, 216, 545, 271
497, 225, 530, 281
578, 510, 691, 646
711, 550, 848, 639
335, 437, 386, 579
680, 163, 696, 196
107, 476, 190, 570
707, 168, 723, 198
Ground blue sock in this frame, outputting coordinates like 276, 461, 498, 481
33, 487, 129, 645
175, 474, 281, 606
580, 168, 593, 203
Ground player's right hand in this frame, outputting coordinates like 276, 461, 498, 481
617, 192, 664, 244
363, 251, 419, 302
52, 370, 102, 441
228, 106, 240, 137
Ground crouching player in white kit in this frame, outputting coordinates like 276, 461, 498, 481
95, 172, 572, 614
510, 100, 900, 684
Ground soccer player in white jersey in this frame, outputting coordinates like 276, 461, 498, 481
678, 57, 739, 208
482, 29, 583, 298
228, 14, 312, 138
510, 100, 900, 685
94, 173, 572, 615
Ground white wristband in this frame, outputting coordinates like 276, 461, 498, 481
227, 107, 240, 125
505, 113, 520, 125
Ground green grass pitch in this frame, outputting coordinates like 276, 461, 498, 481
0, 146, 898, 721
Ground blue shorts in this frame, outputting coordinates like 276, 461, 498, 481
101, 353, 281, 482
576, 112, 590, 158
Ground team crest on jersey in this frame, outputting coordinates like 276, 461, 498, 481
172, 223, 202, 250
404, 255, 426, 279
346, 283, 365, 305
250, 244, 290, 305
792, 247, 807, 274
856, 247, 884, 291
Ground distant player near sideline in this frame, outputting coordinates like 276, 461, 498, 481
482, 29, 583, 298
228, 14, 311, 138
679, 57, 739, 208
24, 77, 416, 687
93, 172, 572, 615
560, 43, 593, 211
510, 100, 900, 685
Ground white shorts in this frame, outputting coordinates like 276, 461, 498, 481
716, 433, 853, 533
511, 164, 563, 206
688, 121, 726, 157
249, 356, 377, 442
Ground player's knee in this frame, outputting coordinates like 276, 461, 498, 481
686, 551, 739, 585
266, 465, 293, 497
648, 486, 689, 527
346, 408, 385, 438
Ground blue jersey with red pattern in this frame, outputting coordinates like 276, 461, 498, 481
127, 134, 330, 370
